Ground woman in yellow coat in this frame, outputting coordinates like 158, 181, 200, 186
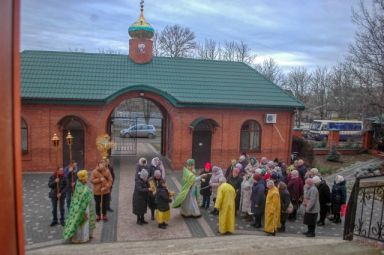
215, 177, 236, 234
264, 180, 281, 235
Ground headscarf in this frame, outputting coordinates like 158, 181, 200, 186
312, 176, 321, 185
278, 182, 287, 191
310, 168, 319, 176
235, 163, 243, 170
204, 162, 212, 170
139, 157, 147, 166
212, 166, 222, 175
253, 173, 261, 182
233, 167, 240, 176
154, 169, 161, 178
186, 159, 195, 167
291, 170, 299, 178
77, 170, 88, 181
151, 157, 160, 167
335, 175, 344, 184
239, 155, 246, 162
250, 157, 258, 167
305, 178, 314, 186
231, 159, 237, 166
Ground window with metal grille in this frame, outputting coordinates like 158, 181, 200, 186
240, 120, 261, 152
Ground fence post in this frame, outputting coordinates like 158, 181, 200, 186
343, 177, 360, 241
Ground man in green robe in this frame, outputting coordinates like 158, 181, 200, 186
63, 170, 96, 243
173, 159, 206, 217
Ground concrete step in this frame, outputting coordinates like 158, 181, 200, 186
27, 235, 382, 255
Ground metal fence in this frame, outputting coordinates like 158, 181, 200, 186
343, 175, 384, 242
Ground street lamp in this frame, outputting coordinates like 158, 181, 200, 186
51, 133, 60, 169
66, 131, 74, 162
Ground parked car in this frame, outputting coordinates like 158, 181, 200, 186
120, 124, 156, 138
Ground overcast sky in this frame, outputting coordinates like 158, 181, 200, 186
21, 0, 360, 71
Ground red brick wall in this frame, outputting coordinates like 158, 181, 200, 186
21, 91, 294, 172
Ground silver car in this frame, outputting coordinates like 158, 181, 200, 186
120, 124, 156, 138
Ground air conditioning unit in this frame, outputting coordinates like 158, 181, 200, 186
265, 114, 277, 124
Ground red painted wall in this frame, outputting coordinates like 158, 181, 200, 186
22, 91, 294, 171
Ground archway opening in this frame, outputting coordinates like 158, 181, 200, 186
108, 97, 168, 157
58, 116, 86, 169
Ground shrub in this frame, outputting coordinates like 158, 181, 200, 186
327, 144, 341, 162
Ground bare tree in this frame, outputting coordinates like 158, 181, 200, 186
309, 66, 332, 119
153, 31, 161, 56
234, 41, 257, 64
348, 0, 384, 116
285, 67, 312, 126
158, 25, 197, 57
254, 57, 284, 86
196, 39, 221, 60
222, 40, 237, 61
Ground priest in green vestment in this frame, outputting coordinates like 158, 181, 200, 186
173, 159, 206, 217
63, 170, 95, 243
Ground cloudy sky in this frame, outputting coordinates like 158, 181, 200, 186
21, 0, 360, 71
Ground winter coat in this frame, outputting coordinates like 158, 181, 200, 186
317, 180, 331, 206
227, 175, 242, 193
210, 171, 224, 198
148, 177, 162, 210
331, 180, 347, 213
303, 185, 320, 214
200, 171, 212, 196
225, 165, 234, 179
287, 177, 303, 202
240, 176, 253, 213
251, 181, 266, 215
91, 168, 113, 195
280, 189, 291, 214
48, 174, 67, 198
132, 177, 150, 215
298, 165, 307, 181
155, 187, 172, 212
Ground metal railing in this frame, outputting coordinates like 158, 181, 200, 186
343, 174, 384, 242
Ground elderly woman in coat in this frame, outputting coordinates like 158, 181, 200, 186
209, 166, 224, 215
250, 173, 265, 228
278, 182, 291, 232
264, 180, 281, 235
287, 170, 303, 220
132, 169, 152, 225
149, 157, 166, 179
331, 175, 347, 224
240, 167, 255, 219
303, 178, 320, 237
135, 158, 148, 181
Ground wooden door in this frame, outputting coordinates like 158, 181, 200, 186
192, 128, 212, 170
63, 129, 85, 169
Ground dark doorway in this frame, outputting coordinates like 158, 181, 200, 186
192, 121, 213, 169
60, 117, 85, 169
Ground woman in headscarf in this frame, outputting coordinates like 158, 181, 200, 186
278, 182, 291, 232
225, 159, 237, 178
251, 173, 265, 228
287, 170, 303, 220
132, 169, 152, 225
303, 178, 320, 237
209, 166, 224, 215
148, 170, 163, 220
172, 159, 207, 217
63, 170, 95, 243
331, 175, 346, 224
240, 167, 255, 220
149, 157, 166, 179
135, 157, 148, 181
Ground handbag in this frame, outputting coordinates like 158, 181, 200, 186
286, 202, 294, 214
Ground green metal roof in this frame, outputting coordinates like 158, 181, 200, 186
21, 50, 304, 110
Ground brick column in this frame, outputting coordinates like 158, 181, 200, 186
328, 130, 340, 148
363, 130, 373, 150
292, 128, 302, 138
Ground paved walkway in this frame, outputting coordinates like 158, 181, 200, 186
23, 146, 383, 251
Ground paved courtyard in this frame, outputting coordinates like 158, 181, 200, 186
23, 144, 383, 251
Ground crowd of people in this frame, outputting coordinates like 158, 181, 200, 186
48, 158, 115, 243
48, 153, 348, 243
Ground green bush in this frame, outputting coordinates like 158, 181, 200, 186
327, 144, 341, 162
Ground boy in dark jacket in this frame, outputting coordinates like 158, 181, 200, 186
155, 180, 173, 229
48, 167, 67, 226
227, 167, 242, 214
200, 162, 212, 209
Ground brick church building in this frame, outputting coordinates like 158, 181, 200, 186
20, 5, 304, 172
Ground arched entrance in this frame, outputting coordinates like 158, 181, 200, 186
58, 116, 86, 169
190, 118, 219, 169
108, 97, 168, 157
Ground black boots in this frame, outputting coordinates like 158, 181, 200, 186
136, 215, 148, 225
158, 223, 167, 229
151, 210, 155, 221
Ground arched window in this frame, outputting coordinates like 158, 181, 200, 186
240, 120, 261, 152
21, 118, 28, 153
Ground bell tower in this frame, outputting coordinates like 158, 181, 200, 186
128, 0, 154, 64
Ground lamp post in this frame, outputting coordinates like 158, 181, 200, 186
66, 131, 74, 192
51, 133, 60, 169
51, 133, 60, 207
66, 131, 74, 162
